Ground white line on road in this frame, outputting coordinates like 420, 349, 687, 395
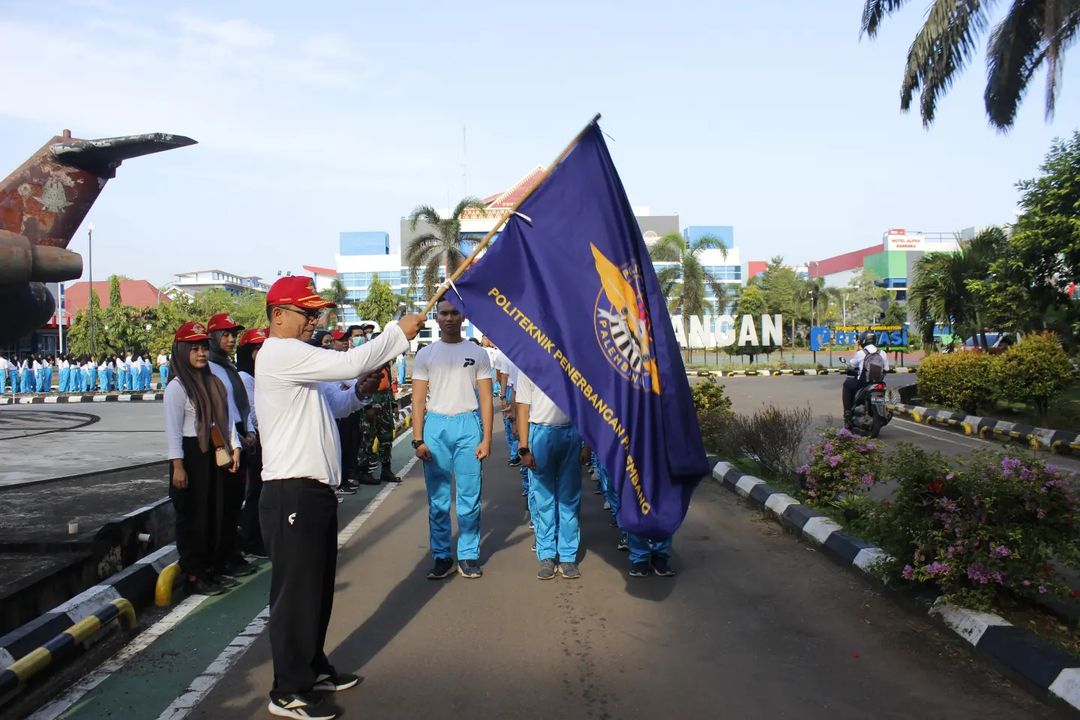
891, 418, 983, 449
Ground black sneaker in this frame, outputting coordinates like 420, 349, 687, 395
335, 483, 357, 495
224, 557, 258, 576
206, 572, 239, 588
312, 672, 359, 692
652, 556, 677, 577
537, 558, 556, 580
457, 559, 483, 579
426, 557, 455, 580
508, 457, 521, 467
379, 464, 400, 483
268, 692, 337, 719
185, 576, 226, 596
617, 535, 629, 552
628, 562, 651, 578
356, 469, 379, 485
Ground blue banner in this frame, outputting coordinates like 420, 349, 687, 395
810, 325, 908, 351
449, 123, 708, 539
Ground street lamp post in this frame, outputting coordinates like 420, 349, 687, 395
87, 224, 95, 356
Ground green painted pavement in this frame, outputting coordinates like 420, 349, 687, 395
58, 436, 416, 719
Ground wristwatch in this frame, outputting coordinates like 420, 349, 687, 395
517, 446, 531, 458
411, 439, 425, 449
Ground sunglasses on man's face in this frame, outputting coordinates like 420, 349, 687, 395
279, 306, 323, 321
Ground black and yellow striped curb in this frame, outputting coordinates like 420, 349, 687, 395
887, 402, 1080, 454
687, 367, 916, 378
709, 459, 1080, 713
0, 598, 136, 704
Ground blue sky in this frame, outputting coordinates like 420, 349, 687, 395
0, 0, 1075, 287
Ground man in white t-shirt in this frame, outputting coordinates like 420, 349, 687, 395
412, 300, 493, 580
515, 371, 584, 580
255, 276, 424, 719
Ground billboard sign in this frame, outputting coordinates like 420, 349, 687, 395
810, 325, 908, 351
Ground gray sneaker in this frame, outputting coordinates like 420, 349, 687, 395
457, 560, 483, 579
537, 558, 557, 580
558, 562, 581, 579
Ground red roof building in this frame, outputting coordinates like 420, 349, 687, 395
63, 279, 169, 316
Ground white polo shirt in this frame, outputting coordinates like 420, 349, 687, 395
256, 325, 408, 487
514, 372, 571, 426
412, 340, 491, 415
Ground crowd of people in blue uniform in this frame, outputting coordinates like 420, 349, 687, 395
0, 351, 170, 394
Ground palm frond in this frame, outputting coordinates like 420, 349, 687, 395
688, 234, 729, 259
901, 0, 992, 126
408, 205, 443, 232
451, 196, 488, 219
862, 0, 914, 37
421, 261, 441, 300
985, 0, 1046, 128
648, 232, 686, 263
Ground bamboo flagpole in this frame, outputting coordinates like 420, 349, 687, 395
419, 113, 602, 315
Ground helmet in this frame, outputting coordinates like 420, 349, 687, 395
859, 331, 877, 346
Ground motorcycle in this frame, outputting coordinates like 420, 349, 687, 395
840, 358, 891, 438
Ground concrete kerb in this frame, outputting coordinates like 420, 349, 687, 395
0, 544, 178, 682
686, 368, 917, 379
709, 459, 1080, 713
0, 392, 164, 405
888, 402, 1080, 455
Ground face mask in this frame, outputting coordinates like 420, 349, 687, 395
351, 336, 366, 347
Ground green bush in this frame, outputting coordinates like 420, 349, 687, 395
991, 332, 1071, 416
863, 444, 1080, 609
916, 351, 996, 414
692, 378, 734, 456
798, 427, 882, 506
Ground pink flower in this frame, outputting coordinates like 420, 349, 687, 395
902, 564, 915, 580
827, 455, 843, 468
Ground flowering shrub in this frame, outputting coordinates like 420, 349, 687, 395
880, 444, 1080, 608
799, 427, 882, 506
691, 378, 735, 456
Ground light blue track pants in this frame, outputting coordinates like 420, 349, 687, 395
423, 411, 484, 561
160, 365, 169, 388
528, 423, 582, 563
607, 468, 673, 564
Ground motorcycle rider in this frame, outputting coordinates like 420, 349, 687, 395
842, 330, 889, 428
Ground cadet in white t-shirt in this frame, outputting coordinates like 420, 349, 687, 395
515, 371, 584, 580
412, 300, 494, 580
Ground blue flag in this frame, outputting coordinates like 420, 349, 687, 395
449, 122, 709, 539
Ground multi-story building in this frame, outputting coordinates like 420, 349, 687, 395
168, 269, 270, 298
808, 227, 966, 302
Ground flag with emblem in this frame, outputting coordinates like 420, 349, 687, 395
448, 121, 708, 538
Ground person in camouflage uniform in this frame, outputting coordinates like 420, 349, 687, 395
357, 359, 399, 484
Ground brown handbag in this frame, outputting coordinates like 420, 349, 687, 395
209, 425, 232, 467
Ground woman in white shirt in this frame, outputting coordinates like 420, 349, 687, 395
164, 321, 241, 596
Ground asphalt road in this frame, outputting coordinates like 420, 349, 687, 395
706, 373, 1080, 476
180, 431, 1063, 720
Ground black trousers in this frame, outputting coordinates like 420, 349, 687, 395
216, 423, 247, 567
842, 377, 867, 414
339, 412, 361, 481
170, 437, 222, 578
241, 440, 264, 552
260, 479, 339, 696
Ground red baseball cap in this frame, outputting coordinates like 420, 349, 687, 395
238, 328, 268, 347
175, 321, 209, 342
330, 329, 346, 341
266, 276, 334, 309
207, 313, 244, 332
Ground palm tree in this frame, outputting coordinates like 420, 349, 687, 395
861, 1, 1080, 130
406, 197, 488, 299
320, 277, 349, 328
800, 277, 842, 328
649, 232, 729, 360
907, 229, 1006, 349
